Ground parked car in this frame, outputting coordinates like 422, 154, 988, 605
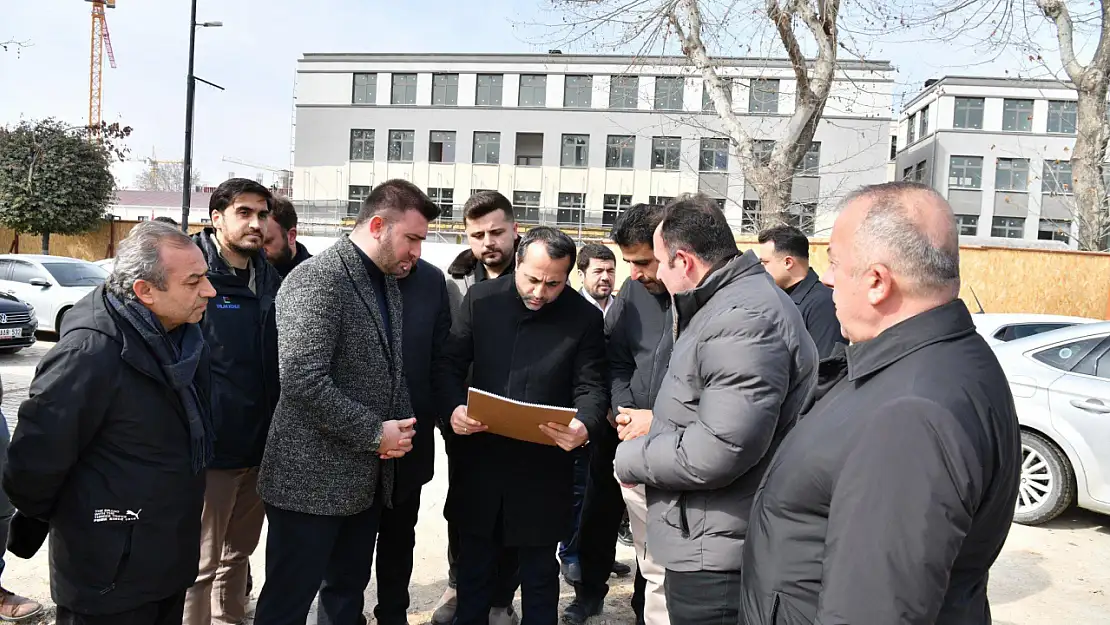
973, 313, 1098, 346
991, 322, 1110, 524
0, 255, 109, 333
94, 258, 114, 270
0, 291, 37, 353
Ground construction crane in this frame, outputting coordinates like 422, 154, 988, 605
87, 0, 118, 137
221, 157, 293, 194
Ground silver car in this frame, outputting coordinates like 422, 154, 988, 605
992, 322, 1110, 524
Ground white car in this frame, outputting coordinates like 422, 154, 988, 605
0, 255, 109, 333
991, 322, 1110, 524
972, 313, 1098, 346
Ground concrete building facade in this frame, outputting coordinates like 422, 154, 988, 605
292, 52, 894, 235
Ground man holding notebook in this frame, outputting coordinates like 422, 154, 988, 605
442, 226, 609, 625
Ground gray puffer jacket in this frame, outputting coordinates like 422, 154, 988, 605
614, 250, 818, 572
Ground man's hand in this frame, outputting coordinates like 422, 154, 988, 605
615, 407, 652, 441
539, 418, 589, 451
450, 405, 488, 436
378, 417, 416, 459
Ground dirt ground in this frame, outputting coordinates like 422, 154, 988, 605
2, 341, 1108, 624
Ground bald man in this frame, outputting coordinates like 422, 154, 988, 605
739, 181, 1020, 625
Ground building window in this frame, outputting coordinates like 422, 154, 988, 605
890, 134, 898, 161
786, 203, 817, 236
1047, 100, 1078, 134
564, 75, 593, 107
391, 73, 417, 105
796, 142, 820, 175
914, 161, 928, 184
753, 139, 775, 166
429, 131, 456, 164
603, 194, 632, 226
702, 80, 732, 112
654, 77, 684, 111
515, 133, 543, 166
512, 191, 541, 223
902, 166, 913, 181
606, 135, 635, 169
919, 104, 930, 137
749, 79, 779, 113
428, 187, 454, 221
352, 73, 376, 104
347, 185, 370, 216
741, 200, 762, 234
948, 156, 983, 189
561, 134, 590, 167
995, 158, 1030, 191
1039, 219, 1071, 243
651, 137, 682, 170
1002, 99, 1034, 132
953, 97, 984, 129
610, 75, 639, 109
992, 216, 1025, 239
476, 74, 504, 106
1043, 160, 1073, 194
349, 129, 374, 161
432, 74, 459, 106
387, 130, 414, 162
907, 113, 916, 144
699, 138, 729, 172
956, 214, 979, 236
557, 192, 586, 225
649, 195, 674, 206
519, 75, 547, 107
473, 132, 501, 165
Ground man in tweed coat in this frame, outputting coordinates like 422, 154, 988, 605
254, 179, 440, 625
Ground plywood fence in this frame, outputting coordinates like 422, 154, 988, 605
0, 221, 205, 262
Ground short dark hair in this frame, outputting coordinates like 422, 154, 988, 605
576, 243, 617, 272
517, 226, 576, 273
356, 179, 440, 226
659, 194, 738, 265
463, 190, 515, 224
757, 224, 810, 261
270, 196, 298, 233
610, 203, 665, 248
152, 216, 178, 226
210, 178, 273, 215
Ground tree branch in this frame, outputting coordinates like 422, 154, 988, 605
1036, 0, 1085, 81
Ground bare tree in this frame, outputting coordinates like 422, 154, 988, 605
133, 162, 200, 193
546, 0, 863, 230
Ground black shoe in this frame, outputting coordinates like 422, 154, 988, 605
617, 514, 633, 547
611, 560, 632, 577
561, 561, 583, 585
562, 598, 603, 625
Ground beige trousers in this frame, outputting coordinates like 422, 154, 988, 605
183, 468, 266, 625
620, 482, 668, 625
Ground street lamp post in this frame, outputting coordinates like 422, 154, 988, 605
180, 0, 223, 231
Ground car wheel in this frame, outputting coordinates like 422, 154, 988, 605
55, 307, 70, 335
1014, 430, 1076, 525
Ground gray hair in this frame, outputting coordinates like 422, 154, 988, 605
107, 221, 196, 301
841, 181, 961, 298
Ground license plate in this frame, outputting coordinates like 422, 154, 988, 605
0, 328, 22, 339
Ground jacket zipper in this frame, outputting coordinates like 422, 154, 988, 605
99, 525, 135, 595
678, 493, 690, 538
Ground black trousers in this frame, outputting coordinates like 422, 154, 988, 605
372, 486, 422, 625
663, 569, 742, 625
254, 502, 382, 625
572, 425, 633, 602
55, 591, 186, 625
455, 528, 559, 625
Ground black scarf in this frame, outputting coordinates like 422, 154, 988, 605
106, 291, 214, 473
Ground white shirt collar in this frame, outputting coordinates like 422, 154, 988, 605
580, 288, 615, 318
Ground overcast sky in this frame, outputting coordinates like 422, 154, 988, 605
1, 0, 1078, 193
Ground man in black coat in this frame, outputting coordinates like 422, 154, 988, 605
740, 182, 1021, 625
756, 224, 846, 359
3, 221, 218, 625
443, 226, 610, 625
369, 257, 452, 625
264, 195, 313, 278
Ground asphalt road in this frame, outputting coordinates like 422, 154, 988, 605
0, 339, 1107, 623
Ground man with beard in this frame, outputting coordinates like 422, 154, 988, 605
184, 178, 283, 625
443, 226, 609, 625
434, 190, 522, 625
264, 196, 312, 278
253, 179, 430, 625
564, 204, 671, 625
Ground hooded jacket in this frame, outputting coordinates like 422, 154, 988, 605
271, 241, 312, 279
444, 239, 518, 323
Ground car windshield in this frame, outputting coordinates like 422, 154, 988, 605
42, 262, 109, 287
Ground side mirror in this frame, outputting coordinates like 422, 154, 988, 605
29, 278, 51, 288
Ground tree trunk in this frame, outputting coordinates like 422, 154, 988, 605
1072, 88, 1110, 251
40, 231, 50, 255
744, 163, 794, 231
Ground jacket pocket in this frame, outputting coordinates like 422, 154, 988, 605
98, 524, 134, 596
678, 493, 690, 538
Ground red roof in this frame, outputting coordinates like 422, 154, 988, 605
113, 190, 212, 209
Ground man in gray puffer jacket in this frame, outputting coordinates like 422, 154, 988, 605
614, 195, 818, 625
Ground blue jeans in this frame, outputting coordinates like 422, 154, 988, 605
0, 415, 13, 580
558, 448, 589, 565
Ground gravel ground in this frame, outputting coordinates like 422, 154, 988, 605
1, 340, 1108, 624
